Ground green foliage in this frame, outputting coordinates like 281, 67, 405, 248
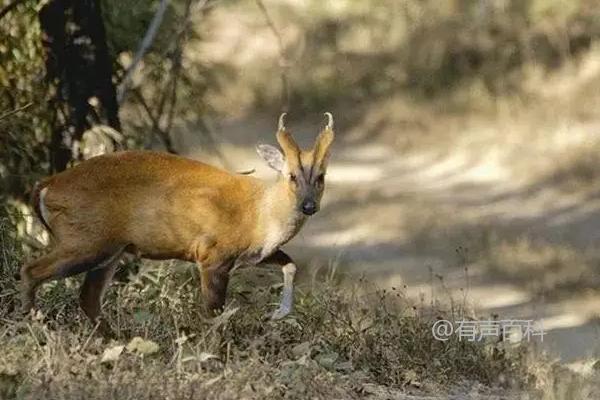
0, 0, 223, 206
101, 0, 175, 56
101, 0, 226, 149
0, 0, 52, 201
0, 216, 22, 318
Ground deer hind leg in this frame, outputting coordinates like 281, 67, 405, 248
20, 245, 125, 315
79, 265, 118, 337
199, 262, 231, 315
79, 248, 126, 336
20, 249, 64, 313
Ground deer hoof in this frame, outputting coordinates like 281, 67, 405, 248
271, 305, 291, 320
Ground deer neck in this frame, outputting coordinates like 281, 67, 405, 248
256, 179, 306, 259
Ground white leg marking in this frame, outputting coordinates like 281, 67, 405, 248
271, 262, 296, 320
39, 187, 50, 226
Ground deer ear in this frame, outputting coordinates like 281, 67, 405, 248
256, 144, 285, 172
314, 113, 335, 166
314, 129, 334, 163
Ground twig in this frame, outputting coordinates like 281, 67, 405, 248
0, 0, 28, 21
159, 81, 179, 153
133, 89, 163, 132
154, 0, 208, 153
131, 88, 173, 149
0, 102, 33, 121
21, 234, 45, 250
124, 0, 214, 154
196, 117, 233, 170
255, 0, 284, 52
255, 0, 290, 112
117, 0, 170, 105
162, 0, 195, 146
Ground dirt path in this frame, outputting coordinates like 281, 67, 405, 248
182, 112, 600, 366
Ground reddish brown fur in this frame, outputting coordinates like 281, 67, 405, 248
20, 116, 334, 333
21, 152, 265, 324
43, 152, 265, 261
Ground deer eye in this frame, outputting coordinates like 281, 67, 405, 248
289, 174, 297, 184
316, 174, 325, 185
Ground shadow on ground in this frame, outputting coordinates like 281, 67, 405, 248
180, 108, 600, 363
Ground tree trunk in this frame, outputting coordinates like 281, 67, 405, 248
39, 0, 121, 172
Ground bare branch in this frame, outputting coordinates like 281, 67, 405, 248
255, 0, 284, 52
163, 0, 193, 137
131, 88, 160, 128
131, 88, 177, 153
255, 0, 290, 112
0, 102, 33, 121
117, 0, 170, 105
0, 0, 28, 21
154, 0, 212, 153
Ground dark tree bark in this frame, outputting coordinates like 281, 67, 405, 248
39, 0, 121, 172
0, 0, 28, 21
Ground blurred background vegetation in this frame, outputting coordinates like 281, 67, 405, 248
2, 0, 599, 307
2, 0, 600, 315
2, 0, 599, 215
2, 1, 600, 397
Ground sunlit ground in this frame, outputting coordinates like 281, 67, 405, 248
161, 11, 600, 373
180, 58, 600, 365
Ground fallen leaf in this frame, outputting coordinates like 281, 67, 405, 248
100, 345, 124, 363
315, 351, 338, 369
335, 360, 353, 371
126, 337, 159, 355
198, 352, 218, 362
295, 354, 309, 366
212, 307, 239, 327
291, 341, 311, 357
203, 375, 223, 386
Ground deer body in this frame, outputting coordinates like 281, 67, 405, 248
39, 151, 286, 261
21, 114, 334, 332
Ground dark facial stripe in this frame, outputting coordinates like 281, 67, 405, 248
299, 162, 309, 185
300, 154, 320, 185
308, 152, 316, 182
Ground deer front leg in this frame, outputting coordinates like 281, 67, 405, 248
260, 250, 296, 320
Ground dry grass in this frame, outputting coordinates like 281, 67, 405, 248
478, 234, 599, 294
402, 201, 600, 298
429, 220, 599, 296
0, 218, 536, 399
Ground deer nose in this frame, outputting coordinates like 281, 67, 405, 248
301, 200, 317, 215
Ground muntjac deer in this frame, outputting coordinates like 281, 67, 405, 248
21, 113, 335, 333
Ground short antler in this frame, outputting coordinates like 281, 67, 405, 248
275, 113, 300, 165
324, 112, 333, 130
278, 113, 287, 131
